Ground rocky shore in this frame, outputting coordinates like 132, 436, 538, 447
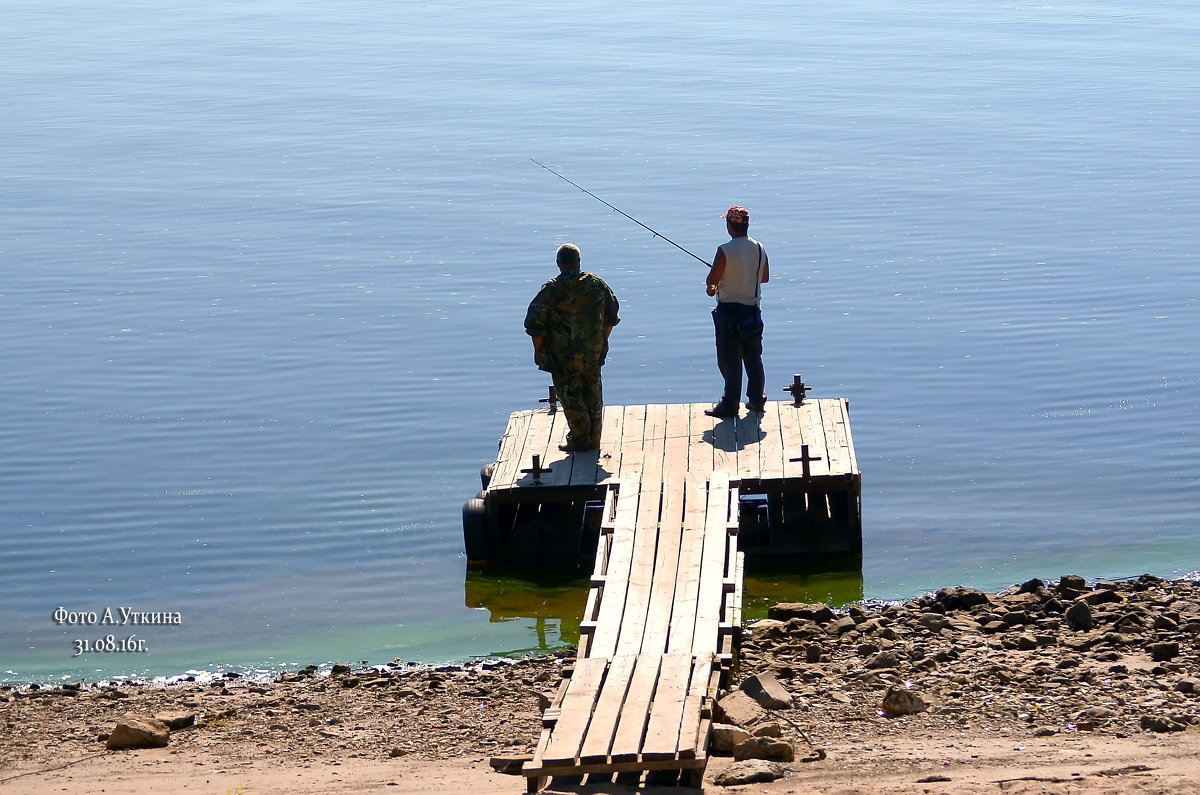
3, 573, 1199, 794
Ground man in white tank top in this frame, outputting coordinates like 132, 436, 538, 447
704, 205, 769, 418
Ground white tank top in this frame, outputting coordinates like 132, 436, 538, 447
716, 236, 764, 306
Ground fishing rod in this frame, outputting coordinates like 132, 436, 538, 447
530, 159, 711, 267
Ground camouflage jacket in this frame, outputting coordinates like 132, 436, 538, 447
524, 269, 620, 372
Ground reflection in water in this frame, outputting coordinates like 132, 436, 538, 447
465, 558, 865, 657
463, 567, 588, 652
742, 564, 865, 622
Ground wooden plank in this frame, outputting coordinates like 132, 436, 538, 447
609, 654, 659, 763
731, 550, 745, 631
587, 479, 641, 659
579, 491, 611, 656
686, 402, 716, 480
578, 585, 601, 655
639, 404, 669, 486
820, 398, 855, 476
837, 397, 859, 475
641, 653, 693, 759
795, 402, 832, 478
638, 475, 687, 656
578, 654, 637, 764
735, 409, 763, 482
717, 534, 739, 642
539, 677, 572, 726
677, 654, 714, 758
533, 408, 575, 487
692, 473, 731, 658
594, 403, 626, 486
755, 401, 786, 480
540, 657, 609, 766
666, 475, 709, 656
607, 405, 667, 657
777, 402, 807, 481
711, 409, 737, 475
567, 402, 622, 485
617, 404, 647, 484
662, 403, 691, 478
528, 756, 705, 779
611, 479, 666, 657
488, 410, 534, 491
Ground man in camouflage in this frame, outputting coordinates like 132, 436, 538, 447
524, 243, 620, 453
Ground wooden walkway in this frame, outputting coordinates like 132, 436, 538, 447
521, 472, 741, 789
486, 398, 858, 493
476, 400, 859, 789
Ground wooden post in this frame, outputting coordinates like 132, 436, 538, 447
783, 373, 812, 405
521, 454, 551, 485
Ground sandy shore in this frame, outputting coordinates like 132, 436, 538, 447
3, 574, 1199, 794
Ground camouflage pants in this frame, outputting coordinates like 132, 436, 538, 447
551, 365, 603, 448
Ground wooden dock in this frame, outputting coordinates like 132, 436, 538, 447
521, 471, 740, 789
463, 398, 861, 789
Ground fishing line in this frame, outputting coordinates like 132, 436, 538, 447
530, 159, 711, 267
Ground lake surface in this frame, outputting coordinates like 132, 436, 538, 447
3, 0, 1197, 684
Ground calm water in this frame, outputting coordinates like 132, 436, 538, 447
3, 0, 1198, 684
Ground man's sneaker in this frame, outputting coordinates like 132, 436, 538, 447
704, 403, 738, 419
745, 400, 766, 413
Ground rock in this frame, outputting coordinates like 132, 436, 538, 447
1155, 615, 1180, 631
106, 713, 170, 750
154, 712, 195, 730
488, 756, 529, 775
1115, 614, 1146, 633
709, 723, 751, 753
1018, 578, 1045, 594
917, 614, 951, 632
1082, 589, 1122, 606
784, 618, 825, 639
747, 619, 789, 640
934, 586, 991, 611
753, 722, 783, 738
881, 687, 927, 718
330, 663, 352, 675
769, 602, 836, 623
732, 736, 794, 762
740, 673, 793, 710
713, 759, 785, 786
804, 643, 824, 663
716, 690, 767, 727
1141, 715, 1187, 733
1057, 575, 1088, 596
829, 616, 858, 635
1065, 600, 1094, 631
865, 651, 901, 669
1173, 679, 1197, 694
1150, 641, 1180, 662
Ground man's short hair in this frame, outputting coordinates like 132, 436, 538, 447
556, 243, 581, 267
